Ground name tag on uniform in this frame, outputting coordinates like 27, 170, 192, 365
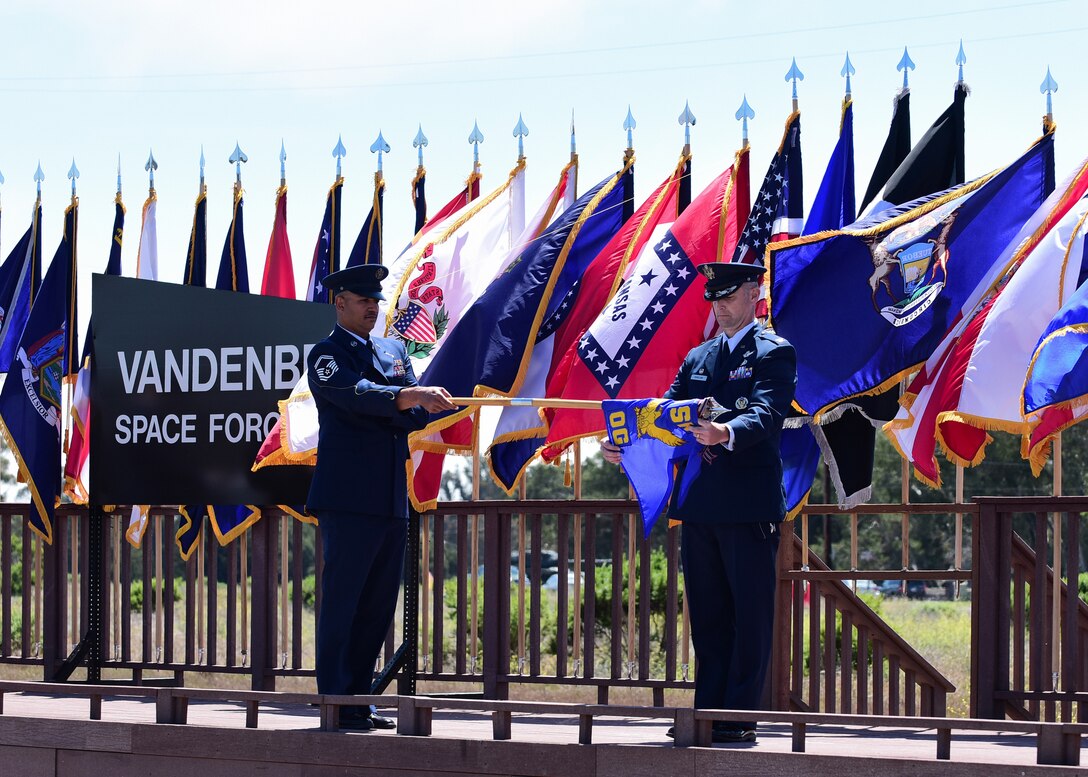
729, 366, 752, 381
691, 373, 708, 382
392, 358, 406, 378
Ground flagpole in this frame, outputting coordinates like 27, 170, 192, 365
468, 121, 484, 203
451, 397, 604, 410
786, 57, 804, 114
736, 96, 754, 151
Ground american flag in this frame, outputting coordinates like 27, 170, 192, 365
392, 300, 437, 344
733, 112, 803, 265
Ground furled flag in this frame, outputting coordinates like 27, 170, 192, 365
818, 82, 969, 508
64, 194, 124, 503
779, 99, 852, 517
127, 188, 159, 547
886, 151, 1088, 486
419, 161, 631, 455
306, 179, 344, 303
412, 166, 427, 234
543, 152, 750, 456
254, 175, 480, 470
864, 83, 967, 217
346, 175, 384, 268
1023, 256, 1088, 472
604, 397, 704, 536
182, 189, 208, 287
182, 183, 260, 552
405, 162, 575, 511
261, 185, 295, 298
769, 130, 1054, 425
216, 185, 249, 293
0, 202, 42, 374
859, 87, 911, 214
136, 188, 157, 281
0, 202, 75, 543
734, 112, 802, 267
489, 157, 692, 491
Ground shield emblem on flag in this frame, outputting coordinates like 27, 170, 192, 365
391, 296, 441, 346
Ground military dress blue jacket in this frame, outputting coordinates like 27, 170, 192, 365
665, 324, 797, 524
305, 326, 428, 518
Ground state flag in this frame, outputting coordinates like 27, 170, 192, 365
543, 151, 749, 456
0, 203, 42, 374
770, 131, 1054, 426
0, 202, 75, 542
260, 185, 295, 299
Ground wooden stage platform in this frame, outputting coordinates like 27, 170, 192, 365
0, 689, 1084, 776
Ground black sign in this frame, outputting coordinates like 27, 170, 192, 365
90, 275, 335, 504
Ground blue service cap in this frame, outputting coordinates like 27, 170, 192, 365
323, 264, 389, 300
698, 261, 765, 301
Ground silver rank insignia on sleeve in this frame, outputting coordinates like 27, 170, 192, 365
314, 355, 338, 382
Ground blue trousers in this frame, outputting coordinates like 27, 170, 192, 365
681, 521, 780, 726
315, 511, 407, 696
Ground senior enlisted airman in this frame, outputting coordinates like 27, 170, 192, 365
306, 264, 456, 731
602, 261, 797, 744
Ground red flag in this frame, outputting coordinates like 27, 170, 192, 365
543, 149, 750, 457
260, 186, 294, 298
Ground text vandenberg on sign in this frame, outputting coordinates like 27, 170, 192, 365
91, 275, 335, 505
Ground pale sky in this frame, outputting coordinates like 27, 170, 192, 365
0, 0, 1081, 350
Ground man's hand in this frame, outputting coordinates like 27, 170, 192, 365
600, 440, 623, 464
396, 386, 458, 413
692, 417, 730, 447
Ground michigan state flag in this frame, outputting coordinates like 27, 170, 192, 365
0, 203, 74, 543
770, 131, 1053, 421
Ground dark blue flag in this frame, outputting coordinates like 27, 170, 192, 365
307, 180, 343, 302
0, 204, 74, 542
216, 188, 248, 292
783, 99, 856, 516
0, 203, 42, 374
183, 191, 208, 287
770, 131, 1054, 420
346, 178, 384, 267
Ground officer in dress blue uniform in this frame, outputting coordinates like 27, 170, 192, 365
603, 261, 796, 744
307, 264, 456, 731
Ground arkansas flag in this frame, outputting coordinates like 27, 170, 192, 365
543, 150, 750, 454
489, 156, 687, 490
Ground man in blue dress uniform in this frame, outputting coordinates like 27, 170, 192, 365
307, 264, 456, 731
603, 261, 796, 743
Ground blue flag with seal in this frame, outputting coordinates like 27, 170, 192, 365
770, 131, 1054, 420
0, 203, 42, 374
604, 397, 704, 537
0, 203, 74, 543
216, 187, 248, 293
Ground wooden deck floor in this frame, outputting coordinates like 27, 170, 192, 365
0, 692, 1083, 776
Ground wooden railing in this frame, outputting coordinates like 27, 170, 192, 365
10, 496, 1074, 722
974, 497, 1088, 722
